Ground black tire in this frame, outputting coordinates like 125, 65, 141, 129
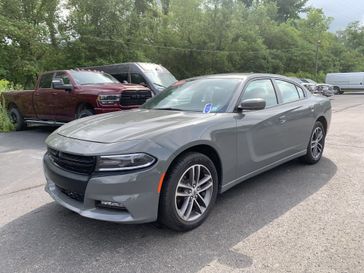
333, 86, 342, 95
77, 108, 94, 119
158, 152, 218, 231
9, 107, 26, 131
301, 121, 325, 164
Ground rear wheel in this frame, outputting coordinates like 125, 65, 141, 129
158, 152, 218, 231
9, 107, 26, 131
301, 121, 325, 164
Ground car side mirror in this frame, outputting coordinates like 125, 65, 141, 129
52, 79, 73, 92
238, 98, 266, 111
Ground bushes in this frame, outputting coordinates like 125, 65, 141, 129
0, 80, 14, 132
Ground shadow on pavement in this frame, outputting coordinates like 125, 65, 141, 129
0, 126, 56, 152
0, 157, 337, 273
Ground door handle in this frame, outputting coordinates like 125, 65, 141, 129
279, 115, 287, 124
52, 92, 57, 96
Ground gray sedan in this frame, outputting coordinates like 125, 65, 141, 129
44, 74, 331, 231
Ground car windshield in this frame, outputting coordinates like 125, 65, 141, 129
144, 71, 177, 90
142, 78, 241, 113
70, 71, 119, 85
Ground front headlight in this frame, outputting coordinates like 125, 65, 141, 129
96, 153, 156, 171
97, 94, 120, 105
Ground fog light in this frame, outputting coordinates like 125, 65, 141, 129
97, 201, 125, 210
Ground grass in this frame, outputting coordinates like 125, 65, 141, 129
0, 80, 15, 132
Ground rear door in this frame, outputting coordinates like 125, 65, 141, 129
273, 79, 315, 152
53, 72, 78, 121
33, 72, 55, 120
236, 78, 290, 177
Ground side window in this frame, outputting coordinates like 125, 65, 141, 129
242, 79, 278, 107
112, 73, 129, 83
54, 72, 70, 85
39, 73, 54, 89
296, 86, 305, 98
131, 73, 147, 85
276, 80, 300, 103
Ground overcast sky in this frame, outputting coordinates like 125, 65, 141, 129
307, 0, 364, 32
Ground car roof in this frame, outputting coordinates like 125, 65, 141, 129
188, 73, 291, 81
40, 69, 107, 75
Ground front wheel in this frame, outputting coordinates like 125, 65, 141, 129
301, 121, 325, 164
158, 152, 218, 231
77, 108, 94, 119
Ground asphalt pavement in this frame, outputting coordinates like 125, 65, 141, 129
0, 93, 363, 273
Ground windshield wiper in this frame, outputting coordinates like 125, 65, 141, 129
152, 82, 167, 89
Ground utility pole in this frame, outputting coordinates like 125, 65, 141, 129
315, 40, 321, 81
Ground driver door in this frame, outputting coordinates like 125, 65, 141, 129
53, 72, 78, 121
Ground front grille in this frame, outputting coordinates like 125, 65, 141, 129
120, 90, 152, 106
58, 186, 84, 202
48, 148, 96, 175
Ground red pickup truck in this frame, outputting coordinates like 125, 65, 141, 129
2, 70, 152, 130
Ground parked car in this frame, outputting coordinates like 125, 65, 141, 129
2, 69, 152, 130
44, 73, 331, 231
82, 62, 177, 95
316, 84, 335, 97
290, 77, 317, 93
291, 78, 334, 97
326, 72, 364, 93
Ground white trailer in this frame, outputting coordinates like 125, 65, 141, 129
326, 72, 364, 93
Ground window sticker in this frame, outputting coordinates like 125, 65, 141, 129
203, 103, 213, 113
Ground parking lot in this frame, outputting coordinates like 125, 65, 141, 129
0, 93, 363, 273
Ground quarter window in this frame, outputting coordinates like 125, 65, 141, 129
242, 79, 278, 107
276, 80, 300, 103
296, 86, 305, 98
39, 73, 54, 89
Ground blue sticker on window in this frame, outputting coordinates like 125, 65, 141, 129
203, 103, 212, 113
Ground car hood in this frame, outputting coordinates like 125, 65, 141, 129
78, 83, 149, 94
56, 109, 214, 143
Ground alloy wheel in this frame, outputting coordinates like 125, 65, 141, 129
311, 127, 324, 159
175, 164, 214, 222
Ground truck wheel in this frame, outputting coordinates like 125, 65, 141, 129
77, 108, 94, 119
9, 107, 26, 131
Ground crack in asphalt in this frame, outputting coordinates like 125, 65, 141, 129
332, 103, 364, 113
0, 184, 44, 197
326, 142, 364, 150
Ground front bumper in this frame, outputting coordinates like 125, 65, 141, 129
43, 154, 162, 223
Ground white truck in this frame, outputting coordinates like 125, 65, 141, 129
325, 72, 364, 94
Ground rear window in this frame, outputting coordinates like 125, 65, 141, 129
296, 86, 305, 98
